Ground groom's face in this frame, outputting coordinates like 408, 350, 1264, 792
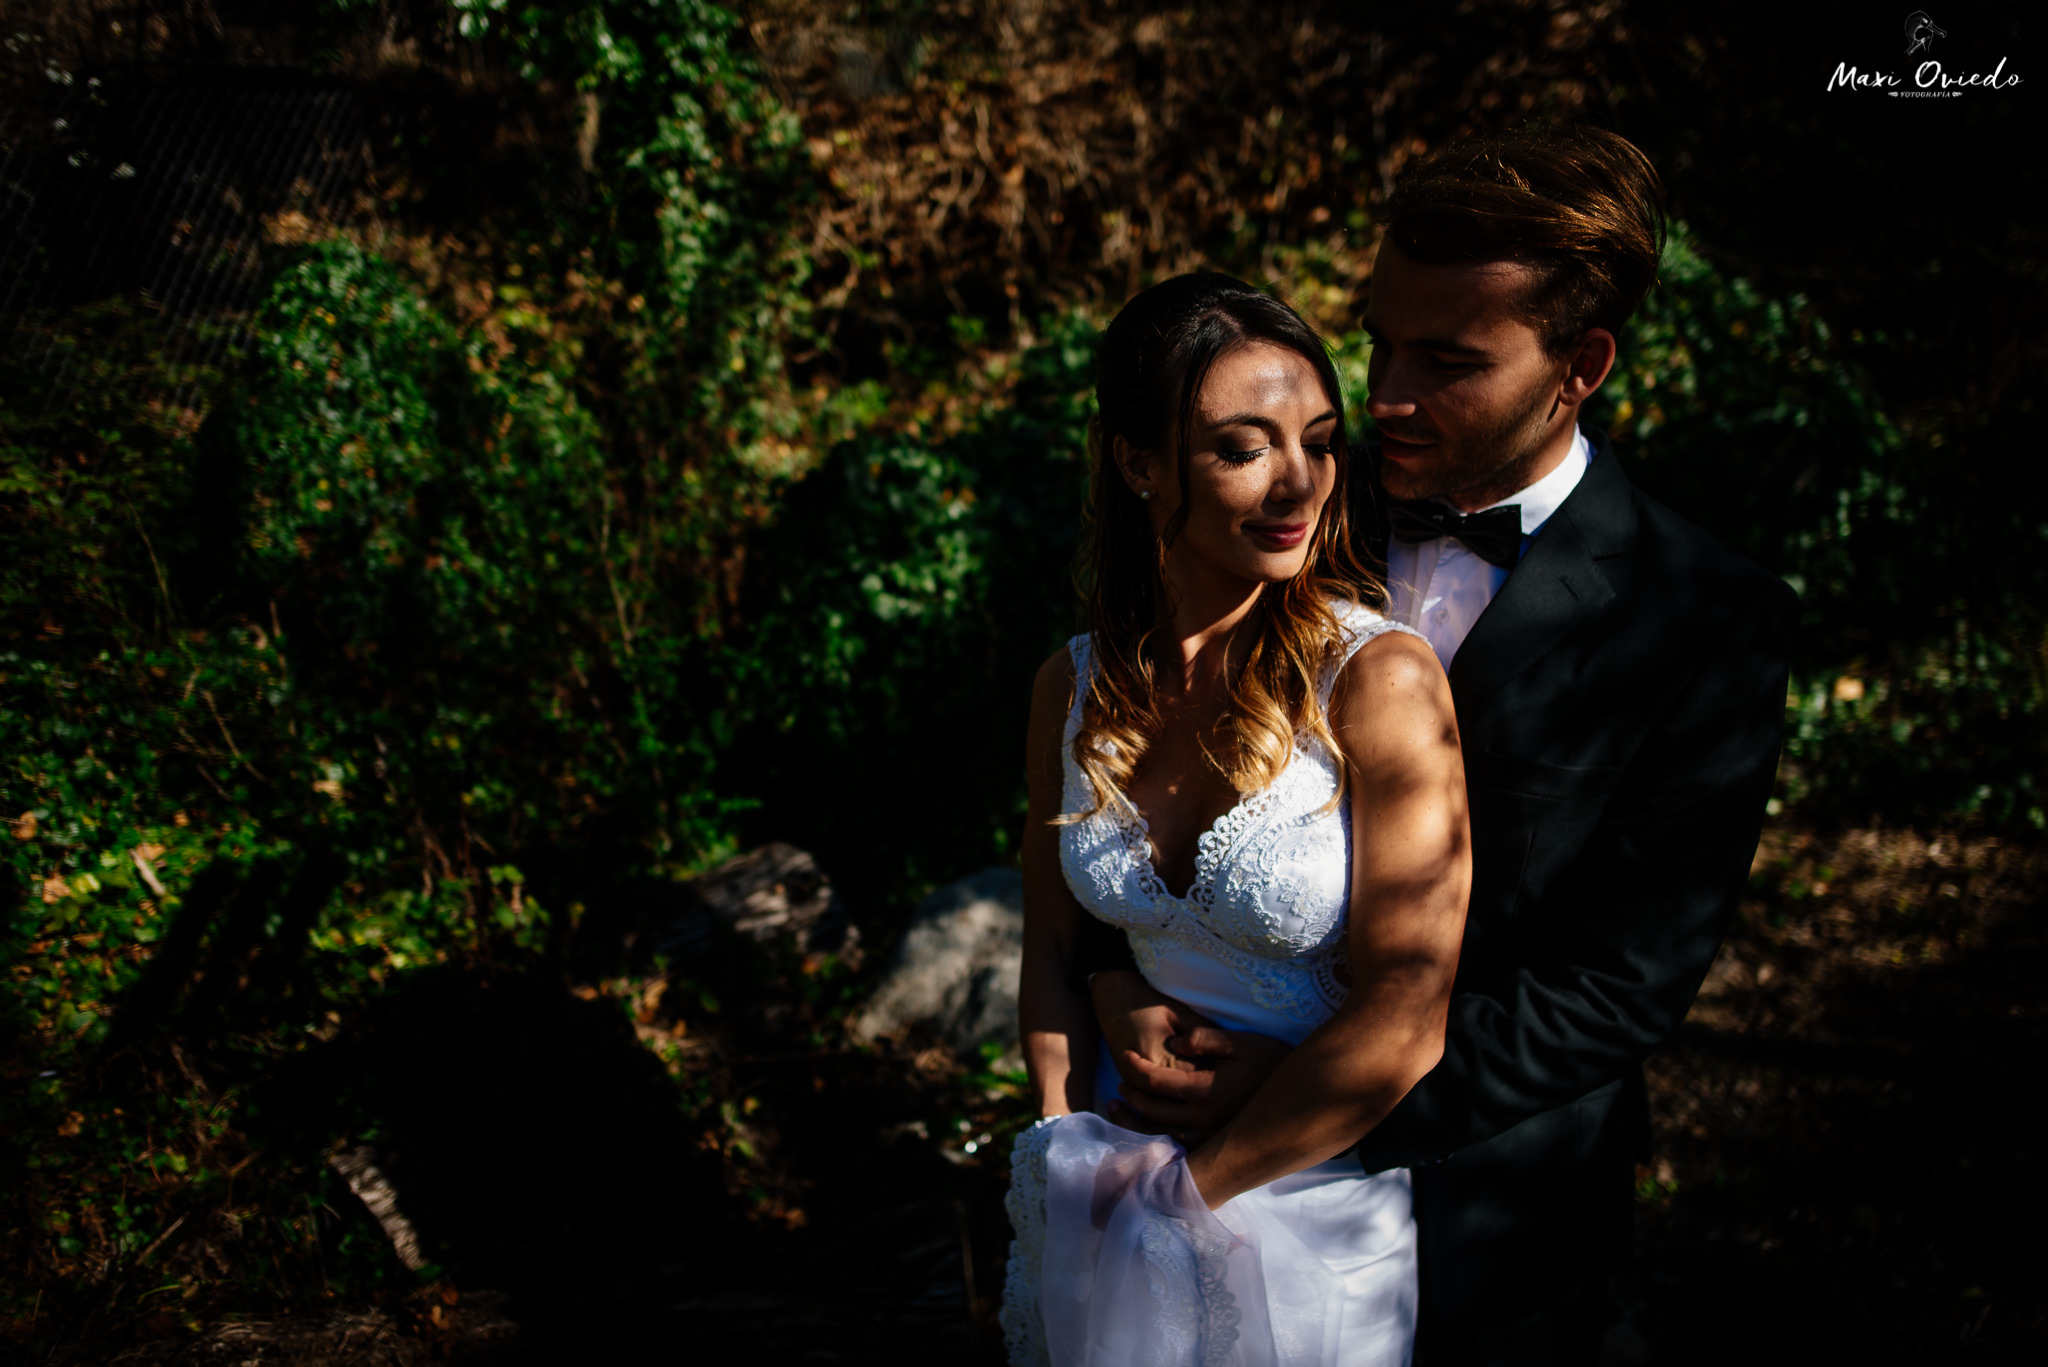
1362, 242, 1578, 511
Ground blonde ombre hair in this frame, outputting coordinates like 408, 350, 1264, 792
1064, 274, 1383, 822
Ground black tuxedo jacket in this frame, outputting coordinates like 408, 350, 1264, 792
1351, 430, 1794, 1175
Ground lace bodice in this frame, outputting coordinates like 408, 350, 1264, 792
1057, 603, 1428, 1036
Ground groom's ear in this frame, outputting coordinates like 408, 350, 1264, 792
1556, 327, 1619, 410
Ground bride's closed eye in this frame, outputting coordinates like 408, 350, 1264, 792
1216, 439, 1335, 465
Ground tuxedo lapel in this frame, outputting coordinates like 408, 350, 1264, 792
1446, 431, 1637, 720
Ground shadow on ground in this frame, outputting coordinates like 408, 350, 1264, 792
1628, 828, 2047, 1363
286, 969, 728, 1308
242, 962, 1006, 1365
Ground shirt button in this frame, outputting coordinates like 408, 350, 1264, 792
1433, 608, 1450, 625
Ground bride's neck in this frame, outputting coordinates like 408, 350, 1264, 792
1153, 576, 1264, 700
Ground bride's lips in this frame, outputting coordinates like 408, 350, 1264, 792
1246, 522, 1310, 549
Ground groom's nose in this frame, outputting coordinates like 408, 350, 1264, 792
1366, 369, 1420, 421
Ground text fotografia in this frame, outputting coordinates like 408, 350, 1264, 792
1827, 57, 2020, 96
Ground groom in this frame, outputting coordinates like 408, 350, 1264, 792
1081, 125, 1794, 1363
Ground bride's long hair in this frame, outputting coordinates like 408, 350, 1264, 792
1065, 273, 1383, 821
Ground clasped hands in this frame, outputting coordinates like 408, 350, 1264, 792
1089, 969, 1290, 1149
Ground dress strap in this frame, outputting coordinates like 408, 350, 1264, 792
1063, 633, 1094, 745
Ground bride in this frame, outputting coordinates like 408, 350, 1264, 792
1003, 273, 1471, 1366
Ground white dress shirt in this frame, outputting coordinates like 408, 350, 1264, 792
1386, 427, 1593, 671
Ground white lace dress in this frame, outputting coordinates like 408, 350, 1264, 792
1001, 603, 1425, 1367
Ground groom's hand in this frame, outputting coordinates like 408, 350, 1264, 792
1112, 1026, 1291, 1144
1090, 970, 1210, 1081
1090, 970, 1291, 1143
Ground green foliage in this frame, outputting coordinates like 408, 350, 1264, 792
1, 0, 825, 1336
1586, 227, 2046, 828
0, 237, 659, 1348
724, 315, 1100, 904
219, 239, 739, 870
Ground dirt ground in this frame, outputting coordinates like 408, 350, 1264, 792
1625, 824, 2047, 1363
49, 819, 2042, 1367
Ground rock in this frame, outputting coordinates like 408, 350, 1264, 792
852, 868, 1023, 1054
658, 843, 859, 962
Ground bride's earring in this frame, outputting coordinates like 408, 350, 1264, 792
1139, 490, 1153, 501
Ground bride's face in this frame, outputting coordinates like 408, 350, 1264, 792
1123, 341, 1340, 591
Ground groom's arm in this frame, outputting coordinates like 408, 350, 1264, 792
1353, 583, 1794, 1171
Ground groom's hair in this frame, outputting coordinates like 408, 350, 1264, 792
1381, 124, 1666, 356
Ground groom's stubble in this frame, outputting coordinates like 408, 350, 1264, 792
1390, 362, 1563, 511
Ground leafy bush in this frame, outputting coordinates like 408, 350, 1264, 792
1, 0, 828, 1336
1587, 227, 2045, 828
723, 315, 1099, 907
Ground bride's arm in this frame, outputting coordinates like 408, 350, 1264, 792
1184, 630, 1470, 1207
1019, 648, 1097, 1118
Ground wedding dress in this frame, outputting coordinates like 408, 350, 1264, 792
1001, 603, 1427, 1367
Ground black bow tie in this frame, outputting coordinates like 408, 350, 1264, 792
1387, 501, 1525, 570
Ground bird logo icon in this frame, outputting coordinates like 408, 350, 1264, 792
1905, 11, 1947, 56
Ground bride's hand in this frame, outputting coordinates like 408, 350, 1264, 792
1112, 1025, 1291, 1148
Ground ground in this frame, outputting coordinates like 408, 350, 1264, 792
48, 820, 2043, 1366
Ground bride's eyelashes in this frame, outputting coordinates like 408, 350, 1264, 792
1213, 441, 1335, 466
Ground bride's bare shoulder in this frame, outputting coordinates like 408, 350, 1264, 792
1341, 625, 1441, 691
1331, 628, 1458, 768
1028, 641, 1082, 739
1033, 641, 1079, 699
1026, 643, 1084, 796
